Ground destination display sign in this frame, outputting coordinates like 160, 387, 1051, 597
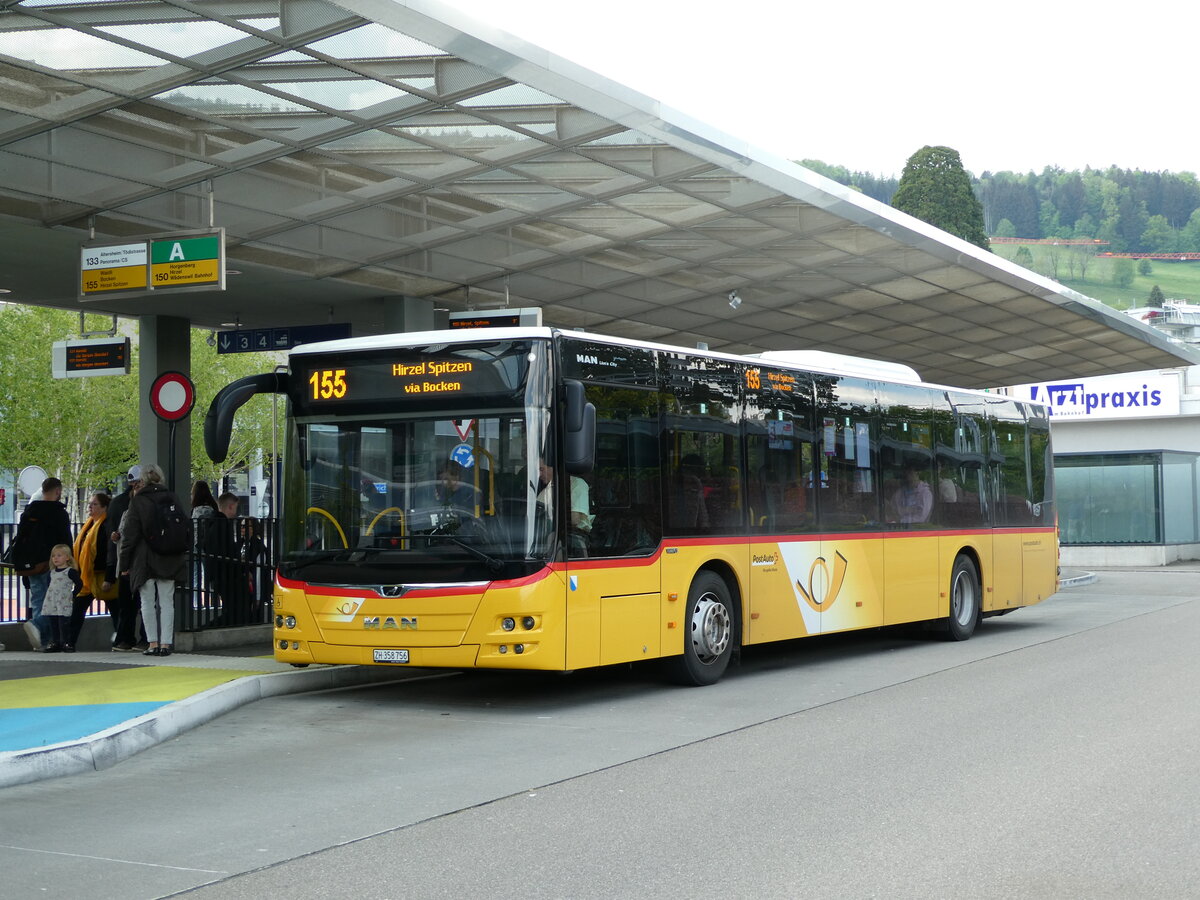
79, 228, 225, 300
448, 308, 543, 329
80, 243, 148, 296
295, 341, 534, 410
149, 231, 223, 291
51, 338, 131, 379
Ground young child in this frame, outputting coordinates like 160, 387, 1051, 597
42, 544, 83, 653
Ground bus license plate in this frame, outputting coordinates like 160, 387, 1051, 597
373, 649, 409, 664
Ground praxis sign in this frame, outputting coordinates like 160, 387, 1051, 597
1008, 371, 1181, 420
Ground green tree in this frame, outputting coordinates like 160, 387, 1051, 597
892, 146, 991, 250
1181, 209, 1200, 252
1013, 246, 1034, 268
994, 218, 1017, 238
1138, 259, 1153, 277
0, 305, 139, 516
1148, 284, 1165, 308
1111, 258, 1135, 289
187, 330, 280, 486
1141, 215, 1179, 253
0, 306, 279, 515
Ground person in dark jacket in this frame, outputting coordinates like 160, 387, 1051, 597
14, 476, 73, 650
103, 465, 143, 651
118, 464, 186, 657
201, 492, 248, 622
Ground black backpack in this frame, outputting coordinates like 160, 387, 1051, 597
143, 491, 192, 555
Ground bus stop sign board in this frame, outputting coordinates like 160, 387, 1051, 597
150, 233, 223, 290
79, 228, 225, 301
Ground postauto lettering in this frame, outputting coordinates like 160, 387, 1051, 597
1032, 382, 1163, 416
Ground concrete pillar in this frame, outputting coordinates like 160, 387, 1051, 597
380, 296, 443, 333
138, 314, 191, 496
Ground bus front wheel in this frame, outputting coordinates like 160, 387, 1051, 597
666, 571, 735, 686
945, 555, 980, 641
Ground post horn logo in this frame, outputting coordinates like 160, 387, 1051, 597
796, 551, 849, 613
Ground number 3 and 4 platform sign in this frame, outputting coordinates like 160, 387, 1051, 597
79, 229, 225, 300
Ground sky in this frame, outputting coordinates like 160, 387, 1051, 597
441, 0, 1199, 179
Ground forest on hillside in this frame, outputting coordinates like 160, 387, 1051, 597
800, 160, 1200, 254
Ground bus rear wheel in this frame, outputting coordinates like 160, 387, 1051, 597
666, 571, 735, 686
945, 554, 980, 641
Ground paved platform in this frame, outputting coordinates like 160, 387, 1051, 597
0, 641, 409, 789
0, 568, 1107, 789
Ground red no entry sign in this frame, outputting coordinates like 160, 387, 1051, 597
149, 371, 196, 422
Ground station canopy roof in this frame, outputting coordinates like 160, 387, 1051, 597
1, 0, 1196, 389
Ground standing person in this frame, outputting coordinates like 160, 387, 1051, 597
190, 481, 219, 615
42, 544, 83, 653
13, 476, 73, 651
69, 492, 117, 650
203, 491, 245, 622
103, 466, 143, 651
118, 464, 187, 657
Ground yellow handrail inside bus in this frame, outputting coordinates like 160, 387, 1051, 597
366, 507, 406, 537
471, 446, 496, 516
306, 506, 348, 549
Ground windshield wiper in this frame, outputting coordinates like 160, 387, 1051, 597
280, 550, 354, 575
408, 534, 505, 576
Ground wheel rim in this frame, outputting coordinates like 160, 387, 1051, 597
950, 568, 976, 627
689, 591, 731, 664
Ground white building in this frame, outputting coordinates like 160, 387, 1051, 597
1007, 367, 1200, 567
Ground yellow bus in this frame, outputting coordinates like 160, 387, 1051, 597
205, 328, 1057, 685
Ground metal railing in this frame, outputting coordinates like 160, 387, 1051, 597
1, 518, 276, 633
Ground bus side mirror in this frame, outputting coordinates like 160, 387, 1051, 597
204, 372, 289, 463
563, 379, 596, 476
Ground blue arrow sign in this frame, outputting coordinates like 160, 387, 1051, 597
216, 323, 351, 354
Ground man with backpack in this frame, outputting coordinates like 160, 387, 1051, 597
118, 463, 190, 657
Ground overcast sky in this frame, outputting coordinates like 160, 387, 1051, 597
442, 0, 1198, 179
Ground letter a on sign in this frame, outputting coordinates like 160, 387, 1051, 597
169, 242, 185, 261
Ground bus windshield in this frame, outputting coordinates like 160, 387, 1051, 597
279, 339, 554, 584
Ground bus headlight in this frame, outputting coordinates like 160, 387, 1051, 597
501, 617, 515, 631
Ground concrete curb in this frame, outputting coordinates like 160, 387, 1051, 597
1059, 571, 1098, 587
0, 664, 415, 789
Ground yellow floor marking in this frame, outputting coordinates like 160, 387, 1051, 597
0, 666, 274, 709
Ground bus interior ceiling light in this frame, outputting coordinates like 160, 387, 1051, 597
728, 291, 742, 309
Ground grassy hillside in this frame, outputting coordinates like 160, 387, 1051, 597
991, 243, 1200, 310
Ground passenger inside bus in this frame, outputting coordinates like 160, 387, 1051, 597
436, 460, 478, 512
667, 454, 709, 532
887, 465, 933, 524
537, 458, 593, 554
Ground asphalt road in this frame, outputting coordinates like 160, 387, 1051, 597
2, 569, 1198, 899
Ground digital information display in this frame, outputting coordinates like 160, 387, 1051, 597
51, 338, 131, 379
296, 341, 533, 410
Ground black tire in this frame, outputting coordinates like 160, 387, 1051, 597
945, 554, 980, 641
665, 571, 736, 686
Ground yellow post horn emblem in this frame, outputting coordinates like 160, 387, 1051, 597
796, 551, 849, 613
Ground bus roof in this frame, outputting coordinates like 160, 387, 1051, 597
288, 326, 1042, 412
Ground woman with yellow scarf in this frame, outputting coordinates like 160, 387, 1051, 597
70, 492, 118, 649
